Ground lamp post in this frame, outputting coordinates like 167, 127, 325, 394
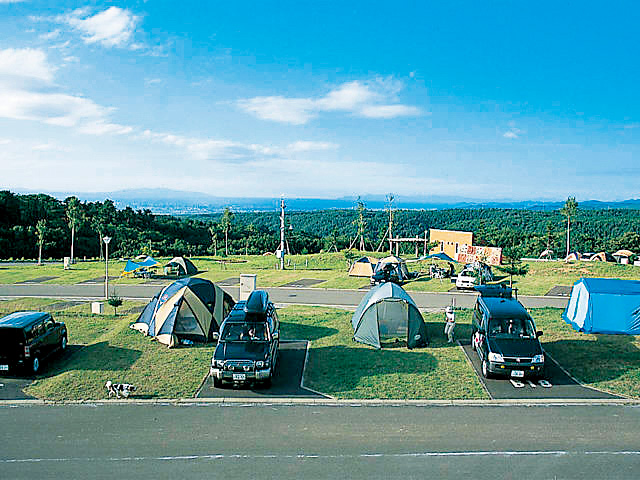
103, 236, 111, 299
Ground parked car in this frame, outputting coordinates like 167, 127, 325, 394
209, 290, 279, 388
470, 285, 545, 379
455, 261, 493, 290
0, 311, 68, 374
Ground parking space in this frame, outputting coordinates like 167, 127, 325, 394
197, 340, 326, 399
280, 279, 326, 288
460, 341, 620, 399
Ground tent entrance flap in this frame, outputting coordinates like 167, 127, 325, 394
377, 300, 408, 341
173, 298, 205, 337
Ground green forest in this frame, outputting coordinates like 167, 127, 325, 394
2, 190, 640, 260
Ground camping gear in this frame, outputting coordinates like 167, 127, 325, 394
165, 256, 198, 276
563, 278, 640, 335
348, 256, 379, 277
351, 282, 428, 349
130, 278, 235, 347
121, 256, 159, 276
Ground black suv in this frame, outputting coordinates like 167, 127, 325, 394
0, 311, 68, 374
209, 290, 279, 387
470, 285, 545, 379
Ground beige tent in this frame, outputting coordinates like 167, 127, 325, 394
348, 256, 379, 277
589, 252, 614, 262
613, 250, 635, 264
130, 278, 234, 348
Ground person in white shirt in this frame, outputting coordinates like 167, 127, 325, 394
444, 306, 456, 343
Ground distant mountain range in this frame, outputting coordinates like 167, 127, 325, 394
11, 188, 640, 214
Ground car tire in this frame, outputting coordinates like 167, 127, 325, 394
31, 356, 40, 374
481, 359, 491, 379
212, 377, 221, 388
262, 376, 272, 389
470, 333, 476, 351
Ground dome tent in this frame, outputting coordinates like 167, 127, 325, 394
348, 256, 379, 277
165, 256, 198, 276
351, 282, 428, 349
131, 278, 235, 347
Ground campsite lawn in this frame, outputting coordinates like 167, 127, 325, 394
4, 296, 640, 400
2, 254, 640, 296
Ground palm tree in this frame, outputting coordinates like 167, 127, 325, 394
561, 197, 578, 259
220, 207, 234, 256
35, 219, 47, 265
65, 196, 84, 264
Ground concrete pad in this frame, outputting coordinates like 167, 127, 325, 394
545, 285, 572, 296
460, 340, 619, 400
16, 276, 58, 284
280, 279, 326, 288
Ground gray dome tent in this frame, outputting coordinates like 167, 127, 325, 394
351, 282, 428, 349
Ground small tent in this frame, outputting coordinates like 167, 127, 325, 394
373, 256, 412, 281
563, 278, 640, 334
419, 252, 457, 263
351, 282, 428, 349
131, 278, 235, 347
588, 252, 614, 262
564, 252, 582, 262
613, 250, 635, 264
348, 256, 379, 277
165, 256, 198, 276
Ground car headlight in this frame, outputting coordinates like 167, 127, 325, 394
488, 352, 504, 363
212, 359, 224, 368
256, 360, 270, 369
532, 354, 544, 364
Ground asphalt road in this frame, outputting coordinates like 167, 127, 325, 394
0, 283, 569, 309
1, 403, 639, 479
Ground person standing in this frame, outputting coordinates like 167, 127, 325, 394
444, 305, 456, 343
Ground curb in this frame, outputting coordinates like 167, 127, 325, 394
1, 397, 640, 407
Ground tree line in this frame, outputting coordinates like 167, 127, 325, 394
2, 190, 640, 261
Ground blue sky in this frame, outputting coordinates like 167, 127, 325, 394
0, 1, 638, 201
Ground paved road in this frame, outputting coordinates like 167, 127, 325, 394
1, 403, 639, 479
0, 283, 569, 309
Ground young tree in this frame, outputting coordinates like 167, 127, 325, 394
107, 294, 123, 316
208, 224, 218, 256
220, 207, 234, 256
65, 196, 84, 264
386, 193, 395, 253
497, 246, 529, 288
561, 196, 578, 259
35, 219, 47, 265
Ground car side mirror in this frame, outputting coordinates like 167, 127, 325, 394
212, 332, 220, 341
536, 331, 543, 337
272, 331, 279, 340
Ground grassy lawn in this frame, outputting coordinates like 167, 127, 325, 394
4, 296, 640, 401
533, 308, 640, 398
2, 254, 640, 298
284, 306, 486, 400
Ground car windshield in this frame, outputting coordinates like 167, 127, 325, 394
220, 323, 267, 342
487, 317, 536, 338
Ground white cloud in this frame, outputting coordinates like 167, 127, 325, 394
237, 96, 316, 125
63, 7, 138, 48
359, 104, 421, 119
285, 141, 338, 153
238, 77, 421, 124
0, 0, 26, 3
39, 29, 61, 41
503, 131, 519, 139
0, 48, 132, 135
0, 48, 54, 83
503, 126, 523, 139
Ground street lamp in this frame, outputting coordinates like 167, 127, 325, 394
103, 236, 111, 299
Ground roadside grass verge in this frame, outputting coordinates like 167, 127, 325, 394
533, 308, 640, 398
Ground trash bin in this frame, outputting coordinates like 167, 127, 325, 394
63, 257, 71, 270
91, 302, 104, 314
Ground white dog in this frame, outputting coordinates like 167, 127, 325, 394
105, 380, 137, 399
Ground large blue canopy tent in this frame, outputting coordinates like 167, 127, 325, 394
563, 278, 640, 335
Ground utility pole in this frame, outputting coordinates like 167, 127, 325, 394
279, 196, 286, 270
387, 194, 394, 254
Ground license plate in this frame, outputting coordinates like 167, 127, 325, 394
511, 370, 524, 378
232, 373, 246, 381
0, 365, 8, 371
